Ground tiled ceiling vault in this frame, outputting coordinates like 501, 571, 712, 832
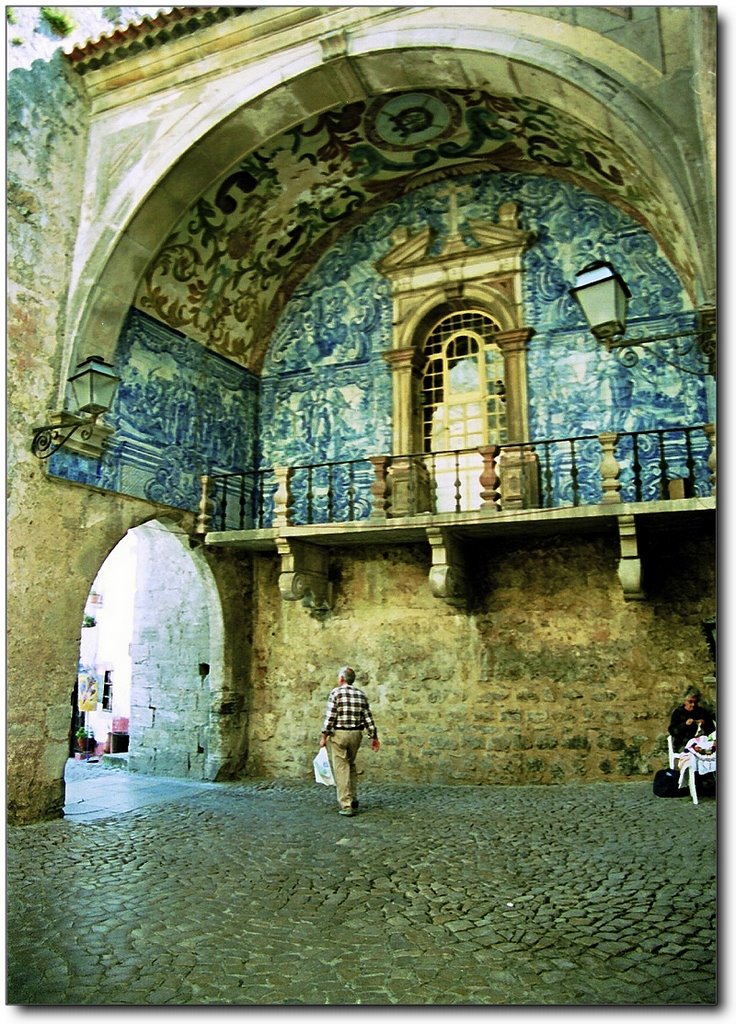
134, 86, 678, 372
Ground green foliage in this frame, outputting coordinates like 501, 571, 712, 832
6, 8, 17, 25
40, 7, 75, 37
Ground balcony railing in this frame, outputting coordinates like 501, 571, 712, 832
197, 424, 716, 534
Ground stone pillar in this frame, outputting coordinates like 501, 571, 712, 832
368, 455, 392, 519
477, 444, 500, 511
704, 423, 716, 495
599, 432, 622, 504
494, 327, 535, 443
273, 467, 295, 528
383, 347, 425, 455
389, 455, 432, 517
194, 474, 215, 535
498, 444, 539, 510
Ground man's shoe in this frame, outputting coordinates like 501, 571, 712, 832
351, 799, 359, 811
338, 808, 355, 816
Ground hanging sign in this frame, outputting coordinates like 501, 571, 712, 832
78, 673, 99, 712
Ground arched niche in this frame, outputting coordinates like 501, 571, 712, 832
62, 9, 711, 401
377, 200, 535, 455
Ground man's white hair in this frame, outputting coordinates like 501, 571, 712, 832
338, 665, 356, 685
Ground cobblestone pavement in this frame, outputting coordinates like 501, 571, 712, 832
6, 760, 716, 1006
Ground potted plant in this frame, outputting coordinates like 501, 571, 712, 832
75, 726, 95, 754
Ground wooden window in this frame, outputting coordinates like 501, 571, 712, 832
422, 310, 506, 510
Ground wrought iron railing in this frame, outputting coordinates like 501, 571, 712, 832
198, 424, 715, 533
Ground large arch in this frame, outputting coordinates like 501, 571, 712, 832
60, 6, 714, 401
6, 6, 716, 824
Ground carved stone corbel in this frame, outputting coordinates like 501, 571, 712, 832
276, 538, 332, 614
426, 527, 468, 608
617, 514, 644, 600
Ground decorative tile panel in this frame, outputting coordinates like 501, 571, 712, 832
259, 171, 710, 517
136, 89, 694, 370
49, 310, 259, 513
52, 174, 710, 521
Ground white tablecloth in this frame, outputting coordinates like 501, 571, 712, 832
677, 733, 716, 787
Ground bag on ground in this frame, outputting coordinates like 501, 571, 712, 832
313, 746, 335, 786
652, 767, 688, 797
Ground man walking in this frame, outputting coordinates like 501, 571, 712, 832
320, 666, 380, 816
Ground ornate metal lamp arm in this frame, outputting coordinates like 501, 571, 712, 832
31, 416, 96, 459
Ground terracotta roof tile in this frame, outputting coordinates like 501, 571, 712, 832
66, 6, 249, 72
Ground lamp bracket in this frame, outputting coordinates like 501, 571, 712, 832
605, 324, 715, 374
31, 411, 112, 460
604, 325, 714, 351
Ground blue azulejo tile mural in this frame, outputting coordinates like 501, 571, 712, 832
260, 171, 711, 515
49, 309, 259, 516
50, 171, 713, 522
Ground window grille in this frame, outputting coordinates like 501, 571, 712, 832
422, 310, 506, 452
422, 310, 506, 511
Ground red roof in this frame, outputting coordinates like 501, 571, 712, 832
66, 6, 249, 71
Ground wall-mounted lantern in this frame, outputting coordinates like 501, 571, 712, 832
570, 260, 715, 371
569, 260, 631, 346
31, 355, 120, 460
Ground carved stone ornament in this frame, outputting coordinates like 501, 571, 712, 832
276, 538, 332, 615
426, 527, 468, 608
617, 515, 645, 601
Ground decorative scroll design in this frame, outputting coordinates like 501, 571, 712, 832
276, 539, 332, 618
426, 527, 468, 608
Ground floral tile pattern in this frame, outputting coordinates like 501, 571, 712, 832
136, 89, 694, 370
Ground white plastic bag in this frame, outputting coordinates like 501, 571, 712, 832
313, 746, 335, 786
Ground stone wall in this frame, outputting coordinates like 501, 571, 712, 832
6, 51, 90, 823
127, 522, 213, 779
240, 524, 715, 786
6, 480, 177, 823
124, 521, 254, 783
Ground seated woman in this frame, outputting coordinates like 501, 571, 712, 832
668, 686, 716, 752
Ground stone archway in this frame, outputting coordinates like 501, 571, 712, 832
62, 7, 714, 391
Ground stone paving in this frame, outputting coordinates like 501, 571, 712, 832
6, 759, 716, 1006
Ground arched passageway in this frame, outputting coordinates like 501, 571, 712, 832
66, 518, 235, 816
6, 6, 715, 825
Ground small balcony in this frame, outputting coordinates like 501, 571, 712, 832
196, 424, 715, 612
199, 423, 715, 529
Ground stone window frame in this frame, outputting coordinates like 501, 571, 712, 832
376, 201, 536, 460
